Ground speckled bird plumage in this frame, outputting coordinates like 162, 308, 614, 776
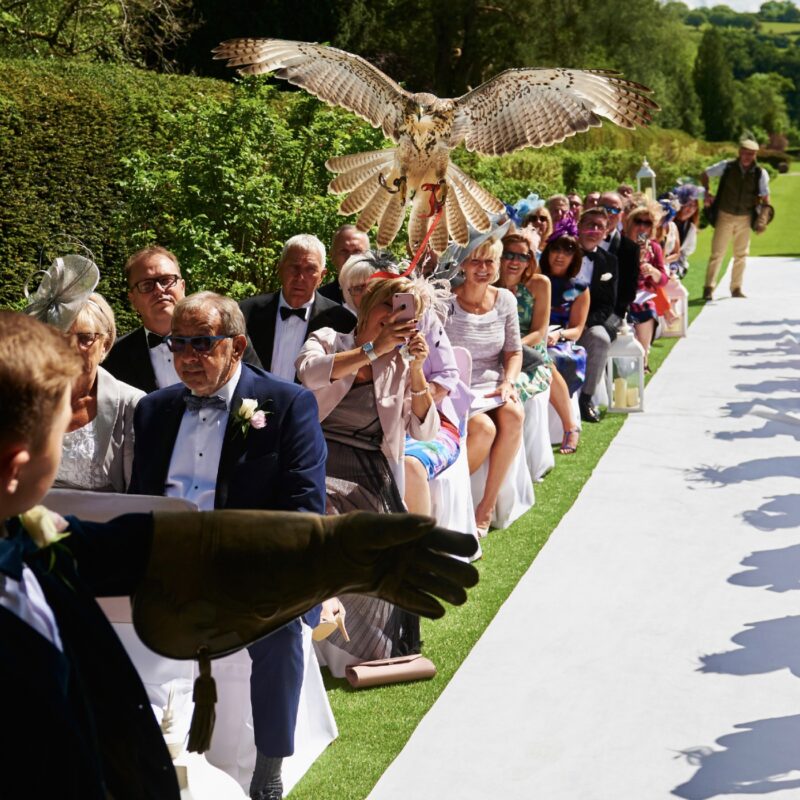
213, 38, 659, 252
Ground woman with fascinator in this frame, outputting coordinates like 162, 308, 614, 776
538, 219, 589, 454
24, 251, 144, 492
442, 222, 526, 535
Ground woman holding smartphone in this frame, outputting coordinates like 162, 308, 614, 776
624, 205, 669, 371
295, 276, 437, 676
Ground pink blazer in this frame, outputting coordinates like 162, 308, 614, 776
295, 328, 440, 464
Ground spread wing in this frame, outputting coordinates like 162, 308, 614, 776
213, 38, 408, 141
452, 68, 659, 157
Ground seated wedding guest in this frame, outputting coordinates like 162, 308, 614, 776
130, 291, 327, 800
673, 184, 701, 278
318, 224, 370, 303
584, 191, 601, 209
656, 194, 682, 273
548, 194, 570, 225
538, 221, 589, 454
296, 276, 439, 674
0, 310, 478, 800
496, 230, 552, 402
523, 205, 552, 255
105, 246, 261, 392
444, 228, 524, 536
624, 205, 669, 371
599, 191, 640, 321
240, 234, 354, 381
24, 254, 143, 492
567, 192, 583, 219
617, 183, 634, 203
575, 207, 619, 424
338, 252, 470, 516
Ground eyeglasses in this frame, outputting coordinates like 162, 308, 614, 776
349, 283, 368, 297
66, 331, 104, 349
164, 334, 233, 353
569, 201, 582, 208
580, 222, 606, 232
131, 274, 182, 294
530, 215, 548, 223
634, 219, 653, 228
602, 205, 622, 215
550, 242, 577, 253
501, 251, 531, 263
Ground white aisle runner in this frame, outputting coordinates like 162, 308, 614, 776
369, 257, 800, 800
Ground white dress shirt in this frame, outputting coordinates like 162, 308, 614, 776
575, 251, 596, 287
0, 567, 63, 651
145, 327, 181, 389
271, 293, 313, 381
166, 363, 242, 511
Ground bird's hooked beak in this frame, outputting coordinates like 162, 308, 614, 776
416, 104, 425, 121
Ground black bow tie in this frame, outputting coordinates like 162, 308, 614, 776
0, 523, 34, 581
147, 332, 165, 349
280, 306, 308, 322
584, 251, 597, 262
184, 394, 227, 412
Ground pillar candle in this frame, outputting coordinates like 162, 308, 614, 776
613, 377, 627, 408
626, 387, 640, 407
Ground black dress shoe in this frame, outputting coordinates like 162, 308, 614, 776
578, 393, 600, 423
702, 287, 713, 301
731, 288, 747, 298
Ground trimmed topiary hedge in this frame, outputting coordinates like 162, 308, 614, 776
0, 59, 229, 332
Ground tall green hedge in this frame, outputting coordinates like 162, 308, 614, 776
0, 59, 229, 332
1, 59, 734, 334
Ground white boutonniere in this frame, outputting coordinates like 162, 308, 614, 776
232, 398, 271, 438
600, 272, 613, 282
19, 506, 73, 582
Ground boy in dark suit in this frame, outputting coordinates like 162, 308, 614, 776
0, 310, 478, 799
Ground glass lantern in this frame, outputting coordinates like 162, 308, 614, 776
605, 322, 645, 413
659, 277, 689, 338
636, 158, 656, 201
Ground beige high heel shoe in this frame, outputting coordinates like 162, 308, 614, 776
312, 605, 350, 642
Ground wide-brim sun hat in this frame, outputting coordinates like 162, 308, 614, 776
435, 214, 513, 284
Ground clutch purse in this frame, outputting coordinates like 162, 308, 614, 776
345, 653, 436, 689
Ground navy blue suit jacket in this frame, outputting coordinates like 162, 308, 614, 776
0, 515, 178, 800
129, 363, 326, 514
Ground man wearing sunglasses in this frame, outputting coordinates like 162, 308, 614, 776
598, 191, 640, 321
105, 246, 261, 393
130, 291, 328, 800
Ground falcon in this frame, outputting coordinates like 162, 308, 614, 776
213, 38, 659, 252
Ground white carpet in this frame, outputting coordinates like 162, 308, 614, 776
369, 257, 800, 800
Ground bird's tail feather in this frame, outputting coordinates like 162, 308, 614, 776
339, 171, 387, 216
376, 191, 405, 249
356, 183, 393, 234
448, 163, 505, 216
326, 149, 396, 175
445, 186, 469, 247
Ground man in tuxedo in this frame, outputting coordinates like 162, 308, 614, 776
104, 246, 261, 392
240, 234, 354, 380
0, 310, 479, 800
575, 208, 620, 423
599, 191, 640, 320
317, 224, 370, 303
130, 292, 326, 800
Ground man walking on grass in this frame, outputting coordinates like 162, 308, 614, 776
701, 137, 770, 301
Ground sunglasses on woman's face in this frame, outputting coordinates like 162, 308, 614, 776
164, 334, 233, 353
634, 219, 653, 228
531, 215, 548, 223
501, 251, 531, 263
550, 243, 576, 253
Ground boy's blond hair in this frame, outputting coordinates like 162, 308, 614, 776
0, 312, 81, 449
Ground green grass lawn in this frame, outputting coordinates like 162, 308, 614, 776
289, 171, 799, 800
758, 20, 800, 35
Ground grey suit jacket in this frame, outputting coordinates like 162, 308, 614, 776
54, 366, 144, 493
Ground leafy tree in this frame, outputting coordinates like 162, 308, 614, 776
737, 71, 797, 141
758, 1, 800, 22
694, 27, 738, 140
0, 0, 196, 68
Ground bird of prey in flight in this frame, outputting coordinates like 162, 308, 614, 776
214, 38, 658, 252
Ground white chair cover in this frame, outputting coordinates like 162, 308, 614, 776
522, 386, 554, 482
43, 489, 338, 796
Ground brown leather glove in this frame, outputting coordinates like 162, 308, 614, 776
133, 510, 479, 660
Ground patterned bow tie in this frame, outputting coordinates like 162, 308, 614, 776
280, 306, 308, 322
147, 332, 165, 348
184, 394, 227, 412
0, 524, 34, 581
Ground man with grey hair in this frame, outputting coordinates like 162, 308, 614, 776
241, 234, 354, 379
318, 224, 371, 304
130, 290, 327, 800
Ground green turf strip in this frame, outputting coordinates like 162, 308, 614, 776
290, 172, 798, 800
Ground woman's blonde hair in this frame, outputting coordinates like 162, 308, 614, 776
356, 277, 425, 335
523, 206, 552, 247
72, 293, 117, 359
624, 204, 659, 239
461, 238, 503, 282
